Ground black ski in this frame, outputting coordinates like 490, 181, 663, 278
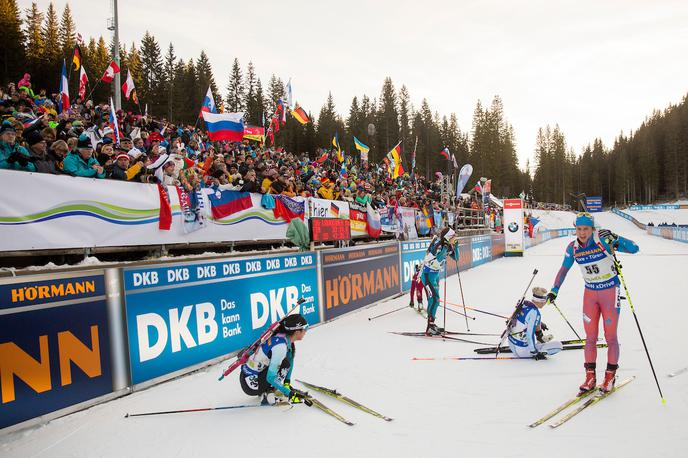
389, 331, 491, 345
297, 380, 393, 421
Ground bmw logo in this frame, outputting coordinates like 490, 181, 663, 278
508, 222, 519, 232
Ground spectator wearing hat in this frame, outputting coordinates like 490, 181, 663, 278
0, 121, 35, 171
96, 142, 115, 175
109, 153, 142, 181
63, 134, 106, 178
24, 129, 56, 174
47, 140, 68, 173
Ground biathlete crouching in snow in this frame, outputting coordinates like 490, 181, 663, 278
409, 264, 426, 310
421, 227, 459, 336
240, 314, 310, 404
547, 212, 639, 393
507, 286, 563, 359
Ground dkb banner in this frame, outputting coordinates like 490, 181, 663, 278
0, 272, 113, 429
321, 244, 400, 320
123, 253, 319, 384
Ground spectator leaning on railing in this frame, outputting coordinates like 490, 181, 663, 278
63, 134, 105, 178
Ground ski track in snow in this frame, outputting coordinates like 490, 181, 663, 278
1, 211, 687, 457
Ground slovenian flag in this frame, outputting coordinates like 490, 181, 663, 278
199, 86, 217, 117
208, 189, 252, 219
202, 111, 245, 142
59, 60, 70, 113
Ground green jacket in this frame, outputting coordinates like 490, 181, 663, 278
63, 152, 106, 178
0, 141, 36, 172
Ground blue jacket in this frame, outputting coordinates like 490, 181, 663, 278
0, 141, 36, 172
63, 152, 106, 178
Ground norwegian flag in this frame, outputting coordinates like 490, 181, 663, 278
101, 61, 120, 83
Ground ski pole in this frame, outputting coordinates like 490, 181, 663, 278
443, 262, 447, 334
412, 356, 522, 361
125, 403, 275, 418
549, 300, 582, 340
368, 304, 410, 321
611, 251, 666, 404
455, 258, 471, 332
496, 269, 538, 358
440, 300, 509, 319
444, 306, 475, 320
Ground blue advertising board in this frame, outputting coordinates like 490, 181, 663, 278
122, 252, 319, 385
586, 196, 603, 212
0, 272, 113, 430
470, 235, 493, 267
400, 240, 431, 292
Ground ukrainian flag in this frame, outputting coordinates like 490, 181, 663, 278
353, 136, 369, 154
333, 132, 344, 162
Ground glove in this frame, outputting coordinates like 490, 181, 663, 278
288, 388, 312, 406
532, 351, 547, 361
541, 322, 549, 331
8, 151, 30, 167
598, 229, 619, 246
546, 291, 557, 303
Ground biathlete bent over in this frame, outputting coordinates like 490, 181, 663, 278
239, 314, 310, 404
421, 227, 459, 336
507, 287, 563, 359
547, 212, 639, 393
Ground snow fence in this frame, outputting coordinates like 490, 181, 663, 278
0, 229, 574, 432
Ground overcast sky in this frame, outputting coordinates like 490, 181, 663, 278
21, 0, 688, 169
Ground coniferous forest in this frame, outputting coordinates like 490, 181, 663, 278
1, 0, 686, 203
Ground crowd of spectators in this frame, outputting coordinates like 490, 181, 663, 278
0, 77, 497, 227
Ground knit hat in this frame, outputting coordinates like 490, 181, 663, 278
532, 287, 548, 302
77, 134, 93, 150
24, 130, 45, 146
0, 121, 16, 135
574, 212, 595, 227
115, 153, 130, 162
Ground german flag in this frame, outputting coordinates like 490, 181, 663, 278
72, 44, 82, 71
291, 105, 310, 125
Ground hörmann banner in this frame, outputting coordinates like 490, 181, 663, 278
0, 272, 113, 429
321, 243, 400, 320
122, 253, 319, 385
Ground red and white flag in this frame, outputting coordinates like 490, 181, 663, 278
101, 61, 120, 83
78, 66, 88, 100
122, 69, 136, 100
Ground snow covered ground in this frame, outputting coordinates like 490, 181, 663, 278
626, 208, 688, 225
2, 211, 687, 458
529, 209, 576, 230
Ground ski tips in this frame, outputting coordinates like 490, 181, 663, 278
124, 413, 129, 418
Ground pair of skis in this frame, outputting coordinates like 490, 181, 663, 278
529, 376, 635, 428
474, 340, 607, 355
389, 331, 493, 346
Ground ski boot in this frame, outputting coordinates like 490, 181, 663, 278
599, 365, 618, 393
579, 364, 597, 394
425, 317, 442, 336
417, 301, 423, 313
261, 391, 276, 406
409, 300, 415, 308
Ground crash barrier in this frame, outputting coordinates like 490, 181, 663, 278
646, 226, 688, 244
611, 208, 647, 230
628, 204, 680, 210
1, 230, 564, 432
0, 169, 485, 254
524, 228, 576, 249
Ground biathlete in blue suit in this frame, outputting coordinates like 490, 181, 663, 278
240, 314, 310, 404
421, 227, 460, 335
507, 287, 563, 359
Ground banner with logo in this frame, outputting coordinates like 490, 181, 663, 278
308, 198, 350, 220
630, 204, 680, 210
348, 202, 368, 237
0, 272, 113, 429
321, 244, 400, 320
586, 196, 603, 212
503, 198, 524, 256
0, 170, 295, 252
122, 253, 319, 385
400, 207, 418, 240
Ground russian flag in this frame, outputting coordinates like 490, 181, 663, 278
208, 189, 252, 220
202, 111, 244, 142
273, 195, 305, 222
109, 97, 120, 143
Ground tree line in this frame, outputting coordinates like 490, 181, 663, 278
1, 1, 684, 202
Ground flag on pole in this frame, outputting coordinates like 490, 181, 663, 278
353, 136, 369, 155
451, 152, 458, 169
109, 97, 120, 143
278, 99, 287, 124
78, 66, 88, 100
72, 44, 82, 71
101, 61, 120, 83
122, 69, 136, 101
59, 60, 70, 113
290, 105, 310, 124
286, 79, 293, 109
386, 142, 404, 178
456, 164, 473, 195
199, 86, 217, 117
332, 132, 343, 162
439, 147, 450, 160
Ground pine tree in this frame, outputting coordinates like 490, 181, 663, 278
398, 85, 412, 152
140, 31, 164, 116
266, 74, 284, 114
226, 57, 244, 112
58, 3, 75, 61
376, 77, 400, 153
163, 44, 176, 120
316, 92, 338, 149
41, 2, 60, 82
196, 50, 218, 117
23, 2, 44, 83
0, 0, 25, 83
244, 61, 263, 125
